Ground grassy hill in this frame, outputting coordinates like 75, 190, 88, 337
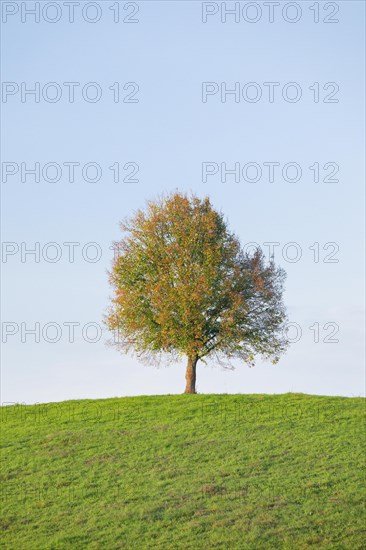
1, 393, 365, 549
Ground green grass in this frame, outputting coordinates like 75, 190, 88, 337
1, 393, 365, 549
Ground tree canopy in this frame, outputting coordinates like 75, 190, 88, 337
106, 192, 288, 393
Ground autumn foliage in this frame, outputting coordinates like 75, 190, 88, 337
106, 193, 288, 393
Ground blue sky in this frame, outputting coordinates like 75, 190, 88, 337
1, 1, 365, 403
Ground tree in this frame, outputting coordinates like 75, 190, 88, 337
106, 192, 288, 394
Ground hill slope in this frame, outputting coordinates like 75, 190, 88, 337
1, 393, 365, 549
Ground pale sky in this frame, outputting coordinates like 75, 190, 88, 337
1, 1, 365, 404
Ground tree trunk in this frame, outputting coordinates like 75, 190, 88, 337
184, 355, 198, 394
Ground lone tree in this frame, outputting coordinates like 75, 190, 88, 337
106, 192, 288, 394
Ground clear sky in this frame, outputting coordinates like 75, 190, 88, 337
1, 0, 365, 404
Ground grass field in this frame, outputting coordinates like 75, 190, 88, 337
1, 393, 365, 549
